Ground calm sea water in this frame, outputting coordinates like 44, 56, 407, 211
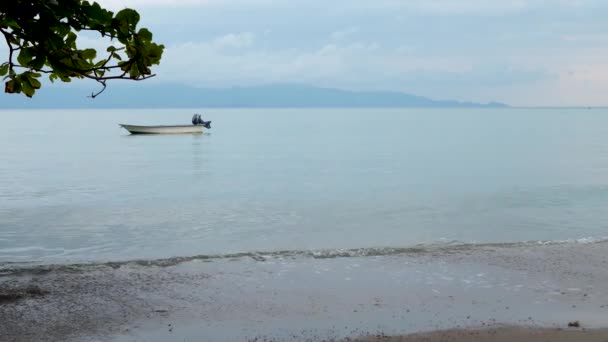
1, 108, 608, 263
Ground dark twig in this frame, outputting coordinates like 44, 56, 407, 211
0, 28, 15, 73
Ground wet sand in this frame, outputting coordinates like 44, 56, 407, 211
353, 326, 608, 342
1, 241, 608, 341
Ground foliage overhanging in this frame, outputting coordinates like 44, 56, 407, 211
0, 0, 164, 97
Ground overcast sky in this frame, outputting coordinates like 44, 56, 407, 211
23, 1, 608, 106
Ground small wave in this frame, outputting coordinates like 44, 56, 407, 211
1, 237, 607, 276
534, 236, 608, 245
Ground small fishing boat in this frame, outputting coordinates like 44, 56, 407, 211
119, 124, 204, 134
120, 114, 211, 134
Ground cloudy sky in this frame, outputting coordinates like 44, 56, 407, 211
35, 1, 608, 105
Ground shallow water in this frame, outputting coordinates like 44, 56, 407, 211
1, 108, 608, 263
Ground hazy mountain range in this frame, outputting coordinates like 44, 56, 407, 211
0, 84, 508, 109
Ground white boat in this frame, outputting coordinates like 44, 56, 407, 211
119, 124, 204, 134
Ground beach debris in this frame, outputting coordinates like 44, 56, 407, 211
568, 320, 580, 327
251, 255, 265, 261
0, 285, 48, 304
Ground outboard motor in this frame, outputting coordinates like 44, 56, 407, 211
192, 114, 211, 129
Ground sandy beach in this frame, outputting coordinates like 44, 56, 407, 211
1, 240, 608, 341
353, 326, 608, 342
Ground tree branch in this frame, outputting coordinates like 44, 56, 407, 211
88, 73, 155, 98
0, 28, 15, 73
12, 65, 53, 73
89, 80, 105, 98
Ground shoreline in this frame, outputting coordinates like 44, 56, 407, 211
1, 241, 608, 341
2, 237, 607, 275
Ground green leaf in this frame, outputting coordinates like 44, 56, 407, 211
2, 19, 20, 30
30, 56, 46, 70
81, 48, 97, 60
147, 44, 164, 63
129, 63, 139, 78
138, 28, 152, 42
27, 75, 42, 89
55, 23, 71, 38
115, 9, 140, 28
0, 64, 9, 77
48, 61, 69, 77
66, 32, 78, 47
17, 48, 33, 66
87, 2, 108, 22
47, 33, 65, 50
21, 78, 35, 97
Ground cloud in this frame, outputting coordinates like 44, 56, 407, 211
330, 27, 360, 41
213, 32, 255, 49
147, 26, 607, 106
96, 0, 280, 10
156, 35, 549, 90
96, 0, 210, 10
96, 0, 598, 12
348, 0, 599, 14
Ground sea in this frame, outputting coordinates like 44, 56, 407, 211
1, 107, 608, 266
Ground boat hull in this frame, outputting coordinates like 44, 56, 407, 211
120, 124, 204, 134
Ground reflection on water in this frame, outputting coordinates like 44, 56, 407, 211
1, 108, 608, 263
191, 133, 204, 177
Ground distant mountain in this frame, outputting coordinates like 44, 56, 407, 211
0, 84, 508, 109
